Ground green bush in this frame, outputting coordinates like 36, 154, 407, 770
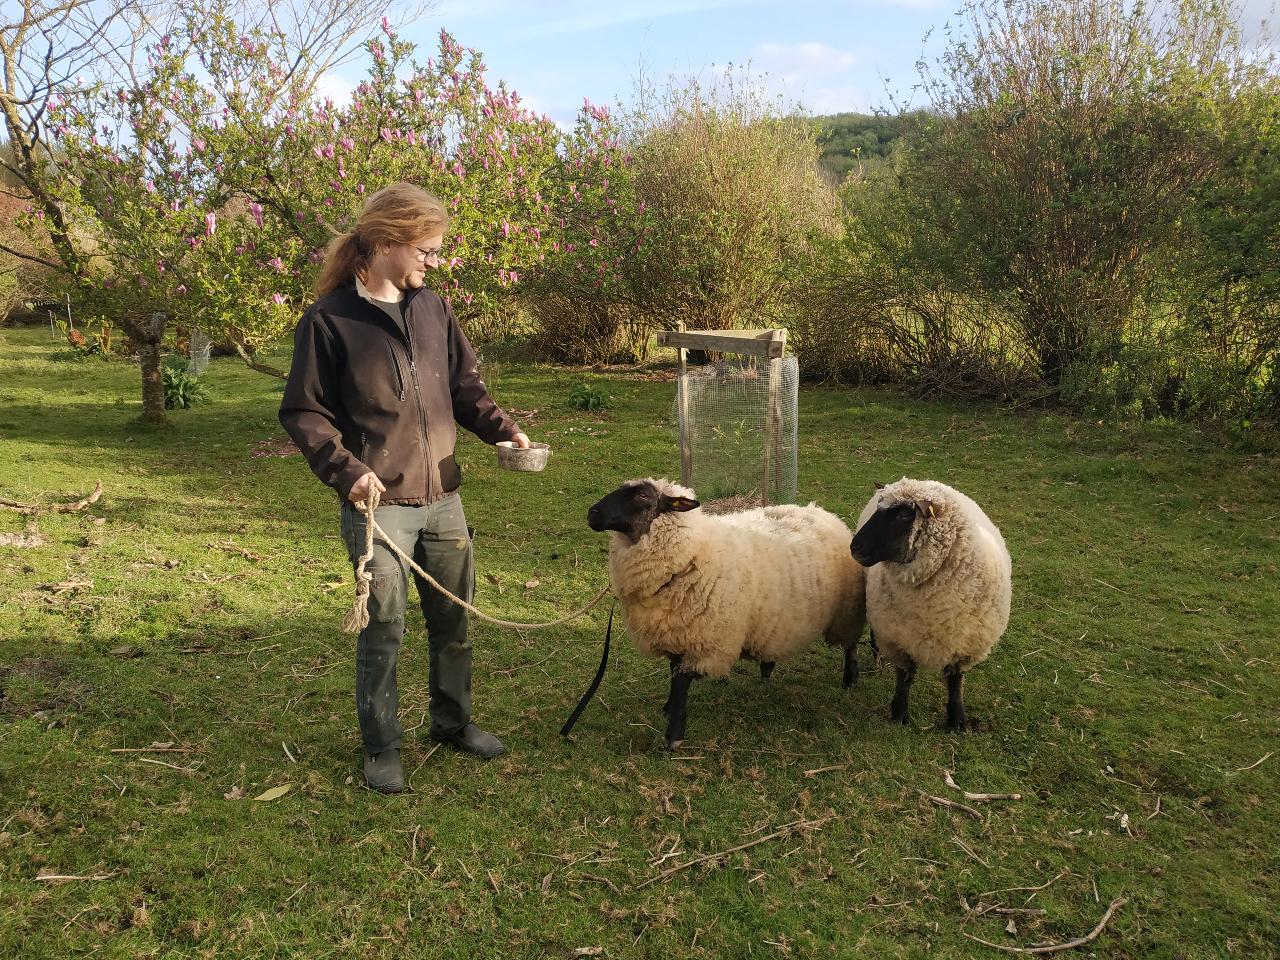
526, 70, 838, 363
162, 355, 209, 409
567, 382, 611, 411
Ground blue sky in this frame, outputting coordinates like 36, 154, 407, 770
318, 0, 958, 124
315, 0, 1278, 127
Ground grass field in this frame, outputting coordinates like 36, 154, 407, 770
1, 325, 1277, 958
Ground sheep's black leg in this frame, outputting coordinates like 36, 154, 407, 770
868, 629, 879, 659
842, 646, 858, 689
944, 665, 968, 733
890, 660, 916, 725
664, 669, 699, 749
760, 661, 775, 680
663, 656, 680, 715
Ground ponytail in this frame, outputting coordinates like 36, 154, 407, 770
312, 183, 449, 299
314, 232, 368, 298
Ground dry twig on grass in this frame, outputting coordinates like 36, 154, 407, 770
945, 770, 1022, 802
633, 817, 829, 890
963, 897, 1127, 955
921, 791, 984, 820
1, 481, 103, 516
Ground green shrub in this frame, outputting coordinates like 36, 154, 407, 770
162, 355, 209, 409
527, 70, 838, 363
568, 382, 611, 411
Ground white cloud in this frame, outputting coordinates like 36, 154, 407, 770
755, 41, 857, 75
312, 71, 356, 108
749, 41, 878, 113
525, 0, 762, 38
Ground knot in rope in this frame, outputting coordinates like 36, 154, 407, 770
340, 489, 381, 634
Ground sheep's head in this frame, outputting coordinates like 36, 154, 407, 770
587, 479, 699, 544
851, 484, 944, 567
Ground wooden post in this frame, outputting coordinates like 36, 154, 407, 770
761, 329, 787, 506
676, 321, 692, 487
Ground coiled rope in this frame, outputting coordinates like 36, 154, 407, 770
342, 489, 612, 633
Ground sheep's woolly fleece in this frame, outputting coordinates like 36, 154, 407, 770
607, 479, 865, 678
858, 478, 1012, 673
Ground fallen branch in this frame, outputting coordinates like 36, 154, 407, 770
945, 770, 1023, 802
963, 897, 1127, 955
633, 818, 828, 890
134, 757, 201, 775
981, 870, 1071, 900
921, 791, 984, 820
1, 481, 103, 515
36, 871, 117, 883
803, 764, 849, 777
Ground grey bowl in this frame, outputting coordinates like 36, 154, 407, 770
496, 440, 551, 472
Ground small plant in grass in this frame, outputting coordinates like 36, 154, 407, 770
162, 355, 209, 409
568, 382, 611, 411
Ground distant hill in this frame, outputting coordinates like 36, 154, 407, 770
812, 110, 930, 181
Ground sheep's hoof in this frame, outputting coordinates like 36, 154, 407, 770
666, 737, 684, 751
759, 661, 775, 680
945, 718, 968, 734
890, 704, 910, 725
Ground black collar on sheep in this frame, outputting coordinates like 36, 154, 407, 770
587, 480, 700, 544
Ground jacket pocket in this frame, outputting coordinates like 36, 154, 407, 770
387, 343, 406, 402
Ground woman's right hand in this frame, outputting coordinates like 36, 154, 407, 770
348, 471, 386, 505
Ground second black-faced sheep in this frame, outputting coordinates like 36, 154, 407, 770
587, 478, 866, 748
851, 477, 1012, 733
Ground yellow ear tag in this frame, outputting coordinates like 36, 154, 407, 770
927, 504, 936, 518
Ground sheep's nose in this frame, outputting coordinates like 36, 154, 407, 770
587, 505, 601, 529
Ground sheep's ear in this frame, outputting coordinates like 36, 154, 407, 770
914, 499, 941, 519
874, 481, 885, 490
661, 495, 700, 513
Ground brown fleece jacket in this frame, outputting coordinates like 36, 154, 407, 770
279, 283, 519, 504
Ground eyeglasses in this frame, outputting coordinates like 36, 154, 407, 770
412, 245, 444, 263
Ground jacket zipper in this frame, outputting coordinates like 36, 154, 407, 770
387, 343, 406, 402
402, 306, 434, 502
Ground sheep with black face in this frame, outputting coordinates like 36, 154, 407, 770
587, 478, 866, 749
851, 477, 1011, 733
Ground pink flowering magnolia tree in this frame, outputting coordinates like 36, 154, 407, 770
524, 100, 655, 362
34, 15, 584, 419
208, 22, 565, 328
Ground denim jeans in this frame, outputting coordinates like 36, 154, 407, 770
340, 494, 475, 754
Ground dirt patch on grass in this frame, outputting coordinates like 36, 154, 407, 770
0, 656, 91, 718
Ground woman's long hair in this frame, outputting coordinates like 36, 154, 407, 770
314, 183, 450, 298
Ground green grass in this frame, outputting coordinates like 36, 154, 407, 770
1, 325, 1277, 959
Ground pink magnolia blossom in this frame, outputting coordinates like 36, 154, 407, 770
176, 284, 187, 295
204, 212, 217, 236
268, 257, 286, 273
271, 293, 287, 305
248, 202, 264, 228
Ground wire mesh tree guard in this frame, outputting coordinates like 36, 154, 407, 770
657, 326, 798, 506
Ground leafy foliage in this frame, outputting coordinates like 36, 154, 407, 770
567, 382, 611, 411
527, 71, 838, 363
161, 354, 209, 409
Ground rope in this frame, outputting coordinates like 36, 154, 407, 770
342, 489, 613, 633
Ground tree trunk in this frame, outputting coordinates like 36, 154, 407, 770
137, 337, 167, 424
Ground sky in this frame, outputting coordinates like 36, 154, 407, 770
316, 0, 960, 125
313, 0, 1278, 128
